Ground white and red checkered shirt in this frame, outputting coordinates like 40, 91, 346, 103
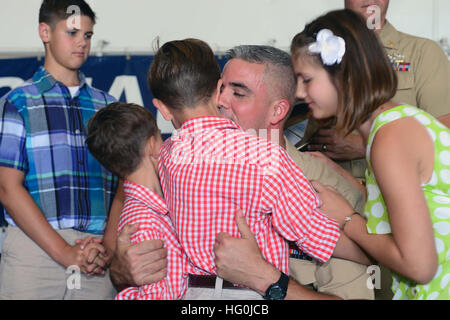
115, 181, 189, 300
159, 117, 340, 276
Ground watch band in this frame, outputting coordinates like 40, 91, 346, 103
263, 272, 289, 300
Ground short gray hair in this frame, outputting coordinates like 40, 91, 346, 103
226, 45, 297, 106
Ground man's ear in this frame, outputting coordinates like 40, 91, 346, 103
153, 98, 173, 122
39, 22, 52, 44
270, 99, 291, 126
215, 79, 223, 105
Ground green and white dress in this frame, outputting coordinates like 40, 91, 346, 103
364, 105, 450, 300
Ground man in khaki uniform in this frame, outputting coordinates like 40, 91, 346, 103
217, 45, 372, 299
307, 0, 450, 180
109, 45, 373, 300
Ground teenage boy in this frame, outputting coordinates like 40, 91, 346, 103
0, 0, 122, 299
86, 102, 189, 300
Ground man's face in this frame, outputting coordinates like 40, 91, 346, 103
345, 0, 389, 21
217, 59, 273, 132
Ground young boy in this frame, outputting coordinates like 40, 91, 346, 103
0, 0, 122, 299
86, 102, 189, 300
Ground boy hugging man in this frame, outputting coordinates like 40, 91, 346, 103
86, 102, 189, 300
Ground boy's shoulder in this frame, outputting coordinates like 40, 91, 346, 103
0, 75, 40, 110
86, 83, 117, 104
119, 189, 172, 234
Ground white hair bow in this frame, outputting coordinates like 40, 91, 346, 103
308, 29, 346, 66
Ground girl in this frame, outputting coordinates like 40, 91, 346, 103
291, 9, 449, 300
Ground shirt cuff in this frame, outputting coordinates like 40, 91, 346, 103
296, 209, 341, 263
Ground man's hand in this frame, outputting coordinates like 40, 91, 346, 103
215, 211, 345, 300
308, 128, 365, 161
109, 224, 168, 289
214, 211, 280, 295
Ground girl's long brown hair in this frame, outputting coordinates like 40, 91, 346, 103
291, 9, 397, 136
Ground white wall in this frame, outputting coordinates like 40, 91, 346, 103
0, 0, 449, 56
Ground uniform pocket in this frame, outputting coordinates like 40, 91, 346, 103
396, 71, 414, 91
393, 71, 416, 106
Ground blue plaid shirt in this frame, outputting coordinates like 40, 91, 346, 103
0, 67, 118, 234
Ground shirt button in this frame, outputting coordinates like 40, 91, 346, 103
75, 129, 80, 134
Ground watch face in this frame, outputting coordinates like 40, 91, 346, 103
268, 285, 284, 300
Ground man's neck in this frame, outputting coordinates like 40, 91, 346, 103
374, 18, 387, 34
263, 127, 285, 149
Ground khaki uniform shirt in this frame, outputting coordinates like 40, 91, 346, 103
338, 21, 450, 179
285, 137, 374, 300
285, 137, 365, 213
381, 21, 450, 117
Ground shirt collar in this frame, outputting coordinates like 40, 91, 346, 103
123, 181, 169, 215
177, 116, 242, 135
378, 20, 400, 49
32, 66, 92, 96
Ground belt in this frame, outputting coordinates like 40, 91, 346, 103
289, 242, 313, 262
188, 274, 241, 289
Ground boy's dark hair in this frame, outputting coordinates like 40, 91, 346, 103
291, 9, 397, 136
86, 102, 158, 179
148, 38, 221, 110
39, 0, 97, 27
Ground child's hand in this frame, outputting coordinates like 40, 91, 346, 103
75, 237, 112, 275
311, 180, 354, 227
59, 241, 106, 275
82, 242, 109, 275
76, 236, 102, 250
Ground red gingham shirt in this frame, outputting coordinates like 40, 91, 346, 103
115, 181, 189, 300
159, 117, 341, 276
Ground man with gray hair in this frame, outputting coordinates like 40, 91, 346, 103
215, 45, 372, 300
110, 44, 372, 300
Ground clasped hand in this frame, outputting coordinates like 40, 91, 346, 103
62, 237, 112, 276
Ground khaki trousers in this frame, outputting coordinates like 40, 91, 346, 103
289, 257, 375, 300
0, 226, 116, 300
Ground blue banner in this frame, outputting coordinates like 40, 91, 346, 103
0, 55, 229, 224
0, 55, 229, 135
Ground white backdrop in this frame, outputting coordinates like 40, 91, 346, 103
0, 0, 449, 56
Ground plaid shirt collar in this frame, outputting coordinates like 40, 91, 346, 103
32, 66, 93, 97
123, 181, 168, 215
